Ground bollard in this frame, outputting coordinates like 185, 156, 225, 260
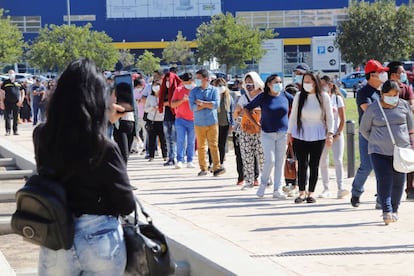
346, 120, 355, 178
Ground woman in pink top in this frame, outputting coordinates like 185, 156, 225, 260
171, 73, 195, 169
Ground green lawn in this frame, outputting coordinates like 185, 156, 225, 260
342, 97, 360, 166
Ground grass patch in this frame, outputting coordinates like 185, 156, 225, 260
340, 97, 360, 167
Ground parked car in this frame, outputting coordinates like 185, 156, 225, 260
340, 71, 366, 88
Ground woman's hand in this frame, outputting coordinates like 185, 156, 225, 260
287, 133, 293, 145
325, 133, 334, 147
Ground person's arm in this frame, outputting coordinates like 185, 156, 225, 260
359, 106, 374, 141
243, 93, 262, 127
287, 93, 300, 144
107, 103, 125, 124
171, 91, 188, 108
323, 94, 334, 147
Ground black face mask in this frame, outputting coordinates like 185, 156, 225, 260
245, 84, 254, 92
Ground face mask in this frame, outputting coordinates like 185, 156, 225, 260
272, 83, 283, 93
383, 95, 399, 105
184, 84, 194, 90
294, 75, 303, 84
136, 87, 143, 93
378, 71, 388, 83
152, 85, 160, 93
245, 83, 254, 92
8, 74, 15, 81
303, 83, 313, 92
400, 72, 408, 83
217, 85, 226, 94
195, 79, 202, 87
166, 81, 170, 88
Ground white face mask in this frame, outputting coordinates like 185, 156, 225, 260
217, 85, 226, 94
378, 72, 388, 83
383, 95, 399, 105
303, 83, 314, 92
166, 81, 170, 88
152, 85, 160, 93
184, 84, 194, 90
8, 74, 15, 81
136, 87, 143, 93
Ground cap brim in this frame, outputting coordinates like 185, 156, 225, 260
295, 69, 307, 74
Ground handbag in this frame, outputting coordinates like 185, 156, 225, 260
123, 198, 175, 276
144, 111, 157, 133
284, 143, 297, 180
377, 101, 414, 173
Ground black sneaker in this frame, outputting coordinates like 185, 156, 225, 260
198, 170, 208, 176
351, 196, 360, 207
213, 167, 226, 176
407, 190, 414, 200
13, 131, 19, 135
306, 196, 316, 203
164, 159, 175, 166
294, 196, 306, 204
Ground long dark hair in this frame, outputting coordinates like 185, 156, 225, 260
297, 72, 324, 133
264, 74, 280, 95
36, 58, 108, 170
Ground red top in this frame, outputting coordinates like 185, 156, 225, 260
171, 86, 194, 121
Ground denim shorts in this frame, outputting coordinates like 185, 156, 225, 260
39, 215, 126, 276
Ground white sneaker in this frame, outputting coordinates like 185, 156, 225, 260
337, 189, 350, 199
241, 183, 253, 190
287, 187, 299, 197
318, 189, 331, 198
256, 184, 266, 198
175, 161, 183, 169
187, 162, 196, 168
273, 190, 287, 199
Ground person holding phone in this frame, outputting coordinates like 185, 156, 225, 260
113, 82, 136, 163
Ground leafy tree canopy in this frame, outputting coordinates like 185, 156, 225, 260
196, 12, 276, 74
27, 23, 119, 71
0, 9, 25, 64
336, 0, 414, 66
135, 50, 161, 76
162, 31, 193, 70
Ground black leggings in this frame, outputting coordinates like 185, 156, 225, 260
113, 120, 135, 164
293, 139, 325, 193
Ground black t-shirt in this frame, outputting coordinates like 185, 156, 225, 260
356, 83, 380, 124
1, 79, 22, 103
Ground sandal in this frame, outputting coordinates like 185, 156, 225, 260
294, 196, 306, 204
306, 196, 316, 203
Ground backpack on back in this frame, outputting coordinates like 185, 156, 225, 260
11, 174, 74, 250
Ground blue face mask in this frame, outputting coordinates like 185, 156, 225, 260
383, 95, 399, 105
272, 83, 283, 93
400, 72, 408, 83
184, 84, 194, 90
195, 79, 202, 87
294, 75, 303, 84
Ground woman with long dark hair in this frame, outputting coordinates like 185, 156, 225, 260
287, 72, 334, 203
35, 58, 135, 275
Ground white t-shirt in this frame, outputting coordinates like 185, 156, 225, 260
330, 94, 345, 132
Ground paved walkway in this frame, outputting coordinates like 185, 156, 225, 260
1, 123, 414, 275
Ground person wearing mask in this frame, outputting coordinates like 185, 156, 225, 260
31, 78, 47, 126
359, 80, 414, 224
292, 63, 311, 90
0, 70, 24, 135
386, 61, 414, 200
318, 76, 349, 199
20, 80, 32, 123
233, 72, 265, 189
35, 58, 135, 275
171, 73, 195, 169
158, 72, 181, 166
145, 79, 168, 161
130, 78, 146, 154
287, 72, 334, 203
244, 74, 293, 199
189, 69, 225, 177
351, 59, 389, 207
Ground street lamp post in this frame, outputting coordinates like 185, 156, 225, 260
66, 0, 71, 25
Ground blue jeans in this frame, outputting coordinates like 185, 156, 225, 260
260, 131, 287, 191
163, 120, 176, 161
175, 118, 195, 163
370, 153, 405, 213
351, 133, 373, 197
39, 215, 126, 276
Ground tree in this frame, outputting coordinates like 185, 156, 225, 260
0, 9, 25, 64
27, 23, 119, 71
162, 31, 193, 70
196, 12, 275, 75
336, 0, 414, 67
135, 50, 161, 76
119, 49, 135, 69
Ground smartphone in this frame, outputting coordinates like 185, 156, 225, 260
114, 73, 134, 112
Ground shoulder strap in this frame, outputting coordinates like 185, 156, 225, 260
245, 93, 251, 103
377, 101, 396, 145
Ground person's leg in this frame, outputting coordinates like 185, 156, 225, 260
391, 168, 405, 214
332, 135, 345, 191
175, 118, 185, 163
32, 101, 39, 126
113, 123, 129, 164
319, 144, 330, 191
351, 133, 372, 197
4, 103, 11, 134
273, 132, 288, 192
293, 139, 310, 193
126, 121, 135, 154
405, 172, 414, 199
185, 120, 195, 163
308, 140, 326, 193
148, 122, 156, 158
163, 120, 176, 162
194, 125, 208, 172
206, 124, 221, 171
254, 133, 264, 175
371, 153, 393, 214
157, 122, 168, 158
218, 125, 229, 165
233, 132, 244, 183
240, 133, 255, 186
12, 105, 19, 133
260, 131, 275, 187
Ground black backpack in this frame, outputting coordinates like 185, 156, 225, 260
11, 174, 74, 250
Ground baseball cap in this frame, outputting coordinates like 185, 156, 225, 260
364, 59, 389, 74
294, 63, 311, 74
